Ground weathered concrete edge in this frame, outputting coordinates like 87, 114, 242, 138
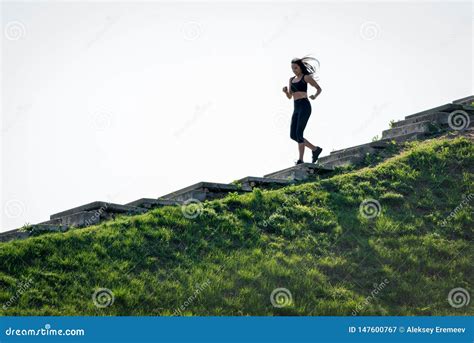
51, 201, 145, 220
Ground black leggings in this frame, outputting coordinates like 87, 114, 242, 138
290, 98, 311, 143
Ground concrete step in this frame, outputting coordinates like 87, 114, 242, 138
379, 131, 428, 144
400, 102, 473, 126
318, 153, 363, 168
0, 224, 69, 243
326, 142, 389, 162
0, 228, 30, 243
38, 218, 63, 225
404, 103, 455, 120
264, 163, 333, 181
47, 201, 147, 228
319, 131, 429, 168
318, 132, 424, 166
330, 140, 389, 156
443, 110, 474, 130
159, 182, 242, 202
126, 198, 182, 209
391, 111, 449, 128
392, 108, 474, 129
318, 152, 349, 165
55, 211, 102, 227
382, 120, 432, 140
452, 95, 474, 105
50, 201, 146, 220
235, 176, 293, 191
30, 224, 69, 234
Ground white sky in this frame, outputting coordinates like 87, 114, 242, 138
1, 0, 472, 232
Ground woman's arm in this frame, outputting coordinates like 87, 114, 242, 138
282, 78, 293, 99
305, 75, 322, 100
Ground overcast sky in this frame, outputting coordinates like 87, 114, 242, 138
1, 0, 472, 232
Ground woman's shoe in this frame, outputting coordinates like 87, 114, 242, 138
312, 147, 323, 163
295, 159, 304, 165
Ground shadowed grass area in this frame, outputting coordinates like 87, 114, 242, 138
0, 136, 473, 316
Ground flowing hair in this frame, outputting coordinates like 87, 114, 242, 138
291, 55, 320, 80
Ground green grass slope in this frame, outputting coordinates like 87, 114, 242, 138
1, 136, 473, 316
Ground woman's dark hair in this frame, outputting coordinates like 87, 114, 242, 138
292, 55, 320, 79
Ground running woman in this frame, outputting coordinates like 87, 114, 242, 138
282, 56, 323, 165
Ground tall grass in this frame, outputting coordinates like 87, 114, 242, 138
0, 136, 472, 316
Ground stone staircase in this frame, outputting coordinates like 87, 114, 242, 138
318, 96, 474, 168
1, 95, 473, 243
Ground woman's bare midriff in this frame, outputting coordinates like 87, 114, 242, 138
293, 91, 308, 100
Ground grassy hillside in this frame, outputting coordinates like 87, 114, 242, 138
1, 135, 473, 316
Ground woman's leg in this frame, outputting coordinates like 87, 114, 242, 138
290, 104, 304, 161
295, 100, 311, 160
298, 142, 305, 161
289, 109, 298, 142
304, 138, 317, 151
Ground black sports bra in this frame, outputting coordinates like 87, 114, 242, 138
290, 75, 307, 93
